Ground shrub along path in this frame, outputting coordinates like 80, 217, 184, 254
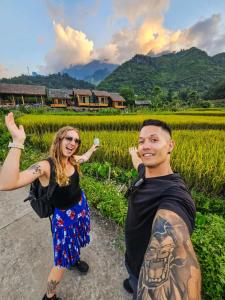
0, 187, 130, 300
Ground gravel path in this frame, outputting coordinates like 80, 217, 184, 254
0, 187, 131, 300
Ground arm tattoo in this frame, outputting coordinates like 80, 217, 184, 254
28, 164, 42, 175
137, 210, 201, 300
47, 280, 59, 295
78, 158, 85, 164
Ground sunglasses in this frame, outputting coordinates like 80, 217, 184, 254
64, 136, 81, 145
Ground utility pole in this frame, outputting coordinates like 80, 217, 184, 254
27, 66, 30, 76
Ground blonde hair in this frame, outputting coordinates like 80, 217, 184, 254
49, 126, 81, 186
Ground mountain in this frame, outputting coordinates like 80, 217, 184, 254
62, 60, 119, 85
98, 47, 225, 95
212, 53, 225, 69
0, 73, 95, 89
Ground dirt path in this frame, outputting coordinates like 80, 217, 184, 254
0, 187, 131, 300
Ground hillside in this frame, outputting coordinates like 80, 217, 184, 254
62, 60, 119, 85
98, 47, 225, 95
0, 73, 95, 89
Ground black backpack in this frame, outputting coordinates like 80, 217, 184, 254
24, 157, 57, 218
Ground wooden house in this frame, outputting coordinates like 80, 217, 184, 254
109, 93, 126, 109
0, 83, 46, 106
92, 90, 110, 107
48, 89, 73, 108
73, 89, 93, 107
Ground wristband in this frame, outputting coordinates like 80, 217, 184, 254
8, 142, 24, 150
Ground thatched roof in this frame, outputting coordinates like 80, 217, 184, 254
73, 89, 92, 96
109, 92, 125, 102
92, 90, 110, 97
0, 83, 46, 96
48, 89, 72, 99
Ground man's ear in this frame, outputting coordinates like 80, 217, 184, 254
168, 139, 175, 154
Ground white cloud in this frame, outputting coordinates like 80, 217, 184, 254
41, 1, 225, 72
41, 22, 94, 74
112, 0, 169, 24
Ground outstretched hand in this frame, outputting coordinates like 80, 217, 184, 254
129, 147, 139, 157
91, 144, 99, 152
5, 112, 26, 144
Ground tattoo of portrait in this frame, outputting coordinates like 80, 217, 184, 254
47, 280, 59, 295
28, 164, 42, 175
137, 212, 201, 300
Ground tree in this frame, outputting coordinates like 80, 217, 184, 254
119, 85, 135, 105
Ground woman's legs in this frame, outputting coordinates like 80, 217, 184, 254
46, 266, 66, 298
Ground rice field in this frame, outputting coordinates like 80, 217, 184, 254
30, 129, 225, 197
17, 114, 225, 134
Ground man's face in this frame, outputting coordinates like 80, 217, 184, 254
138, 125, 174, 168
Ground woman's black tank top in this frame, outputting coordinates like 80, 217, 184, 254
48, 169, 82, 210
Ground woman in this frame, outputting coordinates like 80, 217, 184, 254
0, 112, 99, 300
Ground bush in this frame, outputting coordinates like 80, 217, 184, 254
192, 189, 225, 219
80, 176, 127, 225
192, 213, 225, 300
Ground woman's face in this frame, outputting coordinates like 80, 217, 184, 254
60, 130, 81, 157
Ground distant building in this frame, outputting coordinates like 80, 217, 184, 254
48, 88, 73, 108
134, 100, 150, 107
92, 90, 110, 107
73, 89, 93, 107
109, 93, 126, 109
0, 82, 126, 110
0, 83, 46, 106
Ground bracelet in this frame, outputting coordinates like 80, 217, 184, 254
8, 142, 24, 150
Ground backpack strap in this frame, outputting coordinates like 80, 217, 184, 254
46, 157, 57, 200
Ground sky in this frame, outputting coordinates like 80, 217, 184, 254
1, 0, 225, 78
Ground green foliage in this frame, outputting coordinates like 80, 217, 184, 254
192, 213, 225, 300
0, 73, 95, 89
81, 162, 137, 184
80, 176, 127, 225
192, 189, 225, 219
119, 85, 135, 105
98, 47, 225, 97
205, 78, 225, 100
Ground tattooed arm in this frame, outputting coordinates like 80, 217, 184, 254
137, 209, 201, 300
0, 159, 49, 191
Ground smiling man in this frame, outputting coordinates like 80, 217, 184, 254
124, 119, 201, 300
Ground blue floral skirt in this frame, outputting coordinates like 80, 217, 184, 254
52, 191, 90, 269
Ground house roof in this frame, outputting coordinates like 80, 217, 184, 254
135, 100, 150, 105
48, 88, 72, 99
73, 89, 92, 96
0, 83, 46, 96
92, 90, 110, 97
109, 92, 125, 102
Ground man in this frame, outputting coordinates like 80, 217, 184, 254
124, 119, 201, 300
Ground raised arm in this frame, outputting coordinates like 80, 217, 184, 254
137, 209, 201, 300
0, 112, 49, 190
129, 147, 142, 170
75, 144, 99, 164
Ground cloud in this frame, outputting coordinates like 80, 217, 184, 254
41, 1, 225, 72
97, 12, 225, 64
112, 0, 169, 24
41, 22, 94, 74
45, 0, 65, 23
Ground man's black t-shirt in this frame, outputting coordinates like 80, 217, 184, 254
125, 164, 196, 278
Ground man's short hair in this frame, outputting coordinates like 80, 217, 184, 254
141, 119, 172, 137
